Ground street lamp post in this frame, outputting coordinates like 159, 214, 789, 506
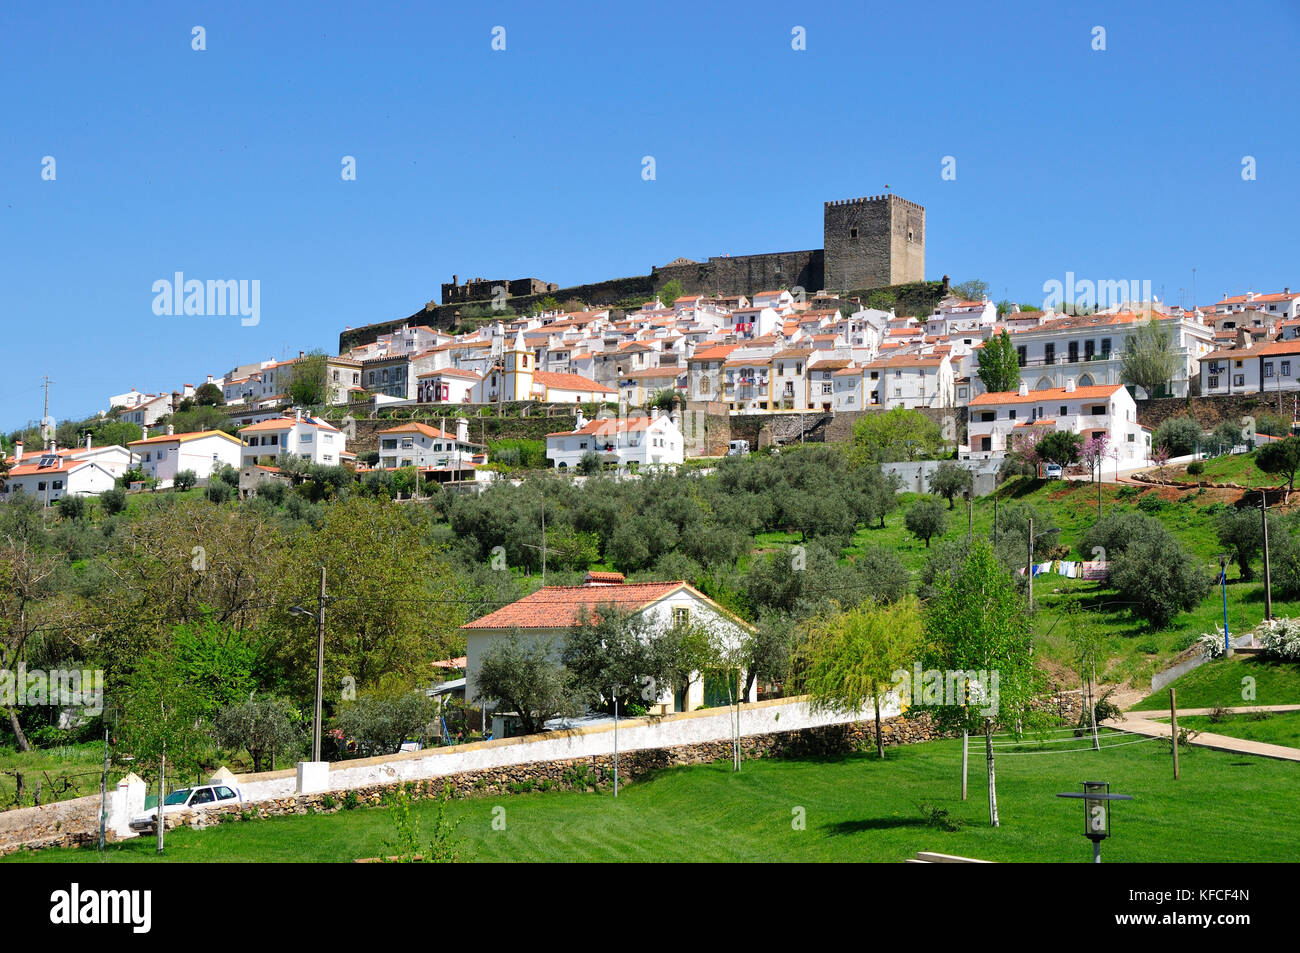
289, 566, 328, 762
1217, 552, 1231, 654
1056, 781, 1134, 863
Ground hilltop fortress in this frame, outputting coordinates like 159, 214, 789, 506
342, 193, 927, 352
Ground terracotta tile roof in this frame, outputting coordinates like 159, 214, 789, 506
237, 416, 341, 433
415, 367, 483, 380
1216, 291, 1300, 306
128, 430, 241, 447
969, 384, 1123, 407
689, 345, 742, 362
532, 370, 615, 394
377, 422, 463, 440
546, 417, 655, 438
462, 581, 689, 629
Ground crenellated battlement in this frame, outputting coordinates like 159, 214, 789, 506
824, 194, 925, 211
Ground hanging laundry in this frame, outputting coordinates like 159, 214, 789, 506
1058, 560, 1078, 578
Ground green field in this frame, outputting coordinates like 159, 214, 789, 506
1165, 451, 1278, 489
6, 735, 1298, 863
1132, 657, 1300, 711
1153, 710, 1300, 749
0, 742, 123, 809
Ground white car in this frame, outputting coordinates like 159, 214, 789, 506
1043, 463, 1063, 480
129, 783, 244, 832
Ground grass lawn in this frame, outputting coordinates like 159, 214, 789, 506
6, 734, 1298, 863
0, 742, 122, 809
1152, 710, 1300, 749
1164, 450, 1278, 489
1131, 656, 1300, 710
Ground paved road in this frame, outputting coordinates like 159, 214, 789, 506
1105, 705, 1300, 762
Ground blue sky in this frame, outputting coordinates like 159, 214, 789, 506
2, 0, 1298, 427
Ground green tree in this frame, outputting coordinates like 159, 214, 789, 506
904, 496, 948, 547
656, 279, 685, 307
922, 541, 1044, 827
561, 604, 678, 716
1037, 430, 1083, 467
798, 597, 926, 758
851, 407, 943, 464
1120, 320, 1179, 399
952, 279, 989, 301
173, 469, 198, 491
1215, 507, 1272, 581
977, 329, 1020, 394
577, 451, 603, 475
169, 405, 235, 435
1256, 436, 1300, 502
212, 695, 303, 772
475, 637, 577, 736
333, 690, 436, 757
1210, 420, 1244, 454
1153, 416, 1201, 456
287, 351, 331, 407
927, 462, 973, 508
194, 382, 224, 407
1110, 534, 1211, 628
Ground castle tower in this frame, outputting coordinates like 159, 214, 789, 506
823, 194, 925, 292
504, 327, 534, 401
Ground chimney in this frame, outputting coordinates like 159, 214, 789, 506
456, 417, 469, 444
13, 441, 22, 463
1017, 380, 1029, 397
166, 424, 175, 436
85, 433, 92, 451
299, 350, 304, 359
1065, 377, 1076, 393
651, 406, 660, 419
583, 571, 625, 586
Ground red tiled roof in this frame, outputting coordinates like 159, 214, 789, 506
970, 384, 1123, 406
462, 581, 688, 629
532, 370, 615, 394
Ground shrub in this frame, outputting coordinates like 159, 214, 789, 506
1137, 494, 1166, 513
100, 486, 128, 516
1187, 461, 1204, 475
205, 480, 234, 503
57, 494, 87, 521
1256, 617, 1300, 661
173, 469, 198, 491
1153, 416, 1202, 456
1110, 533, 1211, 628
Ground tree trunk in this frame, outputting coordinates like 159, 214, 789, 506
873, 695, 884, 759
5, 705, 30, 752
985, 722, 999, 828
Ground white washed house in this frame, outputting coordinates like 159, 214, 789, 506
546, 411, 683, 470
127, 428, 243, 487
462, 573, 757, 716
237, 413, 346, 467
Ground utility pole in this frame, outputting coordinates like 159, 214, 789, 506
156, 740, 166, 854
40, 376, 54, 451
1261, 497, 1273, 621
97, 713, 111, 851
313, 567, 327, 762
1027, 517, 1034, 613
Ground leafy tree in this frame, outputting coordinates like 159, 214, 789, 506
952, 279, 989, 301
333, 690, 436, 757
798, 597, 926, 759
977, 329, 1020, 394
213, 695, 303, 772
100, 486, 128, 516
1254, 412, 1291, 438
91, 420, 143, 448
921, 541, 1044, 827
206, 481, 234, 503
1215, 507, 1272, 581
57, 494, 88, 521
927, 462, 973, 508
1037, 430, 1083, 467
657, 279, 685, 307
1267, 530, 1300, 599
287, 350, 331, 407
1211, 420, 1245, 454
561, 604, 679, 716
1079, 510, 1164, 563
1152, 416, 1201, 456
1110, 534, 1210, 628
169, 405, 235, 435
194, 382, 224, 407
738, 611, 793, 701
904, 496, 947, 547
648, 388, 681, 414
173, 469, 198, 491
862, 468, 902, 528
577, 451, 603, 475
1120, 320, 1179, 399
851, 407, 943, 464
1256, 436, 1300, 502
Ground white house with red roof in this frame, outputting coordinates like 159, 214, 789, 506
1198, 339, 1300, 396
461, 572, 757, 716
376, 419, 483, 471
863, 352, 955, 409
126, 428, 242, 487
1, 439, 128, 503
416, 367, 482, 404
964, 379, 1148, 470
1213, 289, 1300, 321
546, 409, 683, 470
926, 296, 997, 336
236, 412, 346, 467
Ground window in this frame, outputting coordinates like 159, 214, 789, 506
1084, 340, 1095, 359
849, 227, 858, 239
37, 482, 46, 491
1234, 374, 1245, 386
400, 437, 414, 449
1009, 409, 1017, 420
1127, 433, 1135, 442
1209, 375, 1220, 389
1016, 346, 1027, 366
332, 370, 339, 382
52, 480, 63, 490
323, 434, 333, 444
1060, 405, 1068, 416
301, 433, 312, 443
1101, 338, 1112, 355
157, 449, 167, 461
822, 383, 832, 395
673, 607, 690, 627
1044, 343, 1055, 364
1265, 362, 1275, 378
1068, 341, 1079, 363
1285, 361, 1292, 376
